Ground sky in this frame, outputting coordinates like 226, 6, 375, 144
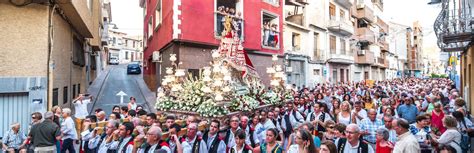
109, 0, 442, 56
110, 0, 143, 36
384, 0, 442, 52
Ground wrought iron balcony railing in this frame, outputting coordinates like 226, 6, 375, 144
433, 0, 474, 52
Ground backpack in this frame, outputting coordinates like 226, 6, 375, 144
453, 130, 470, 153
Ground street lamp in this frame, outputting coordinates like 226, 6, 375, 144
109, 23, 119, 29
427, 0, 442, 5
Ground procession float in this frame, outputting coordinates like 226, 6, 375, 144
155, 18, 291, 119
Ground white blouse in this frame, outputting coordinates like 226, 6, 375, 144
337, 112, 351, 125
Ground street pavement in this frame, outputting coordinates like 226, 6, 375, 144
88, 64, 151, 115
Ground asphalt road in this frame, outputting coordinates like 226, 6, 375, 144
90, 64, 150, 115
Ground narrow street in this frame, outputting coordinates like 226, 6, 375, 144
89, 64, 151, 115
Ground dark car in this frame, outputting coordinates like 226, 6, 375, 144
127, 62, 141, 74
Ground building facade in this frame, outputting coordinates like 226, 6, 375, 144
108, 30, 143, 64
140, 0, 284, 91
0, 0, 108, 137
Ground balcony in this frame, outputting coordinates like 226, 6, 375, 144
327, 50, 354, 64
285, 0, 308, 26
286, 14, 304, 26
380, 41, 389, 52
377, 17, 389, 34
356, 27, 375, 43
355, 5, 375, 23
433, 1, 474, 52
376, 57, 387, 68
355, 50, 374, 65
101, 24, 109, 46
312, 49, 326, 63
328, 17, 354, 36
334, 0, 352, 9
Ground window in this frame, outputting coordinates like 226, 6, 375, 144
357, 19, 369, 28
155, 0, 162, 29
91, 54, 97, 70
292, 32, 301, 51
329, 3, 336, 19
340, 9, 345, 20
313, 33, 319, 59
87, 0, 93, 12
263, 0, 279, 6
340, 38, 346, 55
72, 84, 76, 98
313, 69, 320, 75
72, 37, 85, 67
148, 16, 153, 39
53, 88, 58, 106
125, 51, 129, 60
330, 35, 336, 54
262, 11, 279, 48
215, 0, 243, 38
63, 86, 68, 104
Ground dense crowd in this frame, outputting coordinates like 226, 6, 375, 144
2, 78, 474, 153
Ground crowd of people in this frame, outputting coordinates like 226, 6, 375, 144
2, 78, 474, 153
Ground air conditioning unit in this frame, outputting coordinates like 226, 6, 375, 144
152, 51, 161, 63
356, 3, 365, 9
357, 50, 366, 55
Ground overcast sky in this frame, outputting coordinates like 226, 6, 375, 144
110, 0, 441, 49
110, 0, 143, 36
384, 0, 441, 49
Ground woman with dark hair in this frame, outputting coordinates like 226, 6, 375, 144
112, 105, 120, 113
253, 128, 283, 153
363, 96, 375, 109
316, 93, 324, 102
319, 141, 337, 153
342, 94, 351, 103
287, 129, 317, 153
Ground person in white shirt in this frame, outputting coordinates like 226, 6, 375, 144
230, 129, 253, 153
73, 94, 92, 119
287, 129, 317, 153
335, 124, 374, 153
306, 102, 332, 132
136, 126, 171, 153
88, 120, 119, 153
239, 115, 252, 146
351, 101, 367, 124
109, 122, 135, 153
257, 111, 276, 144
280, 102, 304, 150
203, 120, 226, 153
392, 118, 420, 153
61, 108, 78, 153
181, 123, 208, 153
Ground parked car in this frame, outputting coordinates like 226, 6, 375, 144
109, 57, 119, 65
127, 62, 141, 74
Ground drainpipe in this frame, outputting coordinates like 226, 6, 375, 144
46, 3, 57, 111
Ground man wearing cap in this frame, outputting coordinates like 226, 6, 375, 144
28, 111, 61, 153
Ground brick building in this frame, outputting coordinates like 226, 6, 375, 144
0, 0, 109, 137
